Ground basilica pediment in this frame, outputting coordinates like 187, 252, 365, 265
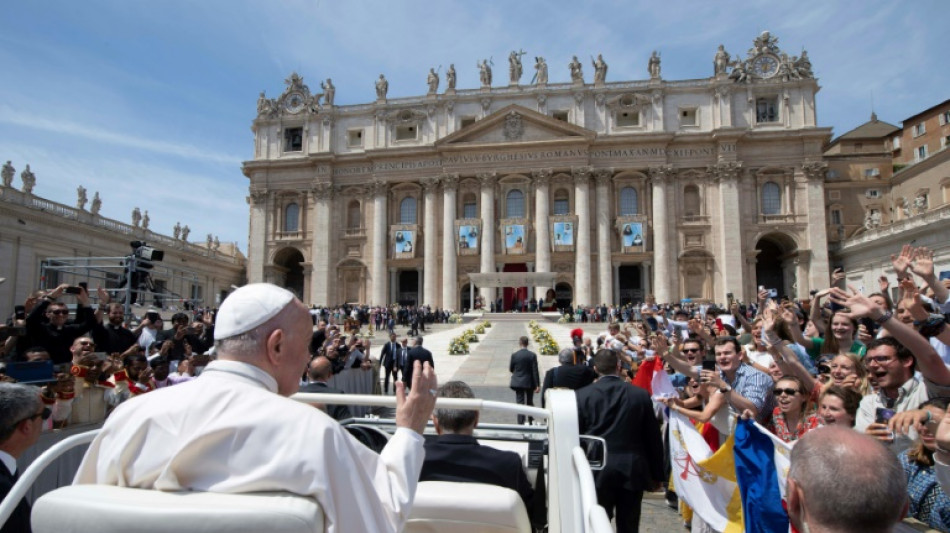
436, 104, 595, 147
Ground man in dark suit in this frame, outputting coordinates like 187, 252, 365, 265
509, 336, 540, 424
0, 383, 49, 533
540, 347, 596, 407
419, 381, 534, 509
402, 336, 433, 390
575, 349, 663, 533
379, 333, 404, 395
298, 356, 351, 421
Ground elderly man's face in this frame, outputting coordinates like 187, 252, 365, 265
274, 301, 313, 396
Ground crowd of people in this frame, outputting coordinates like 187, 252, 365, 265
2, 241, 950, 532
542, 244, 950, 532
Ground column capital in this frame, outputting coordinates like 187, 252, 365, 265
310, 181, 334, 200
593, 168, 614, 186
572, 166, 592, 184
802, 161, 828, 181
531, 168, 553, 185
371, 180, 388, 195
477, 171, 497, 187
420, 176, 439, 192
707, 161, 742, 183
248, 189, 269, 205
440, 173, 460, 189
648, 165, 674, 183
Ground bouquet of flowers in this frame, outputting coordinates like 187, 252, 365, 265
449, 336, 469, 355
464, 329, 478, 343
448, 313, 463, 324
475, 323, 486, 334
482, 321, 492, 328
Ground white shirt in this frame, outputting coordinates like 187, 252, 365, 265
0, 449, 17, 476
75, 360, 425, 533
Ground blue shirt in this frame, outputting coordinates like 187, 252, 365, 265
900, 450, 950, 531
723, 363, 774, 421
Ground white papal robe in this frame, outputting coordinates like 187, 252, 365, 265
74, 360, 425, 533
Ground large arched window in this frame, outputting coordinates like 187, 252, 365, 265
462, 192, 477, 219
506, 189, 525, 218
400, 197, 417, 224
761, 182, 782, 215
347, 200, 361, 229
619, 187, 638, 216
552, 188, 570, 215
683, 185, 701, 217
283, 203, 299, 232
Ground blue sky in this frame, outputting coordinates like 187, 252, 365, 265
1, 1, 945, 253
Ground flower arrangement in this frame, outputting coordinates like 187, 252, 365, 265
483, 320, 492, 328
449, 336, 469, 355
528, 322, 560, 355
475, 323, 486, 334
464, 329, 479, 343
448, 313, 463, 324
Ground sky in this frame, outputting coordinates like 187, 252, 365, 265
1, 1, 946, 254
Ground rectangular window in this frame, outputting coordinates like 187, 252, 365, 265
943, 135, 950, 148
460, 116, 477, 128
830, 209, 842, 225
917, 145, 928, 161
616, 110, 640, 127
283, 127, 303, 152
552, 110, 569, 122
892, 136, 901, 150
347, 129, 364, 148
552, 198, 569, 215
940, 111, 950, 126
679, 108, 698, 127
462, 202, 477, 219
395, 124, 418, 141
826, 169, 839, 179
866, 189, 881, 199
864, 168, 880, 178
755, 97, 779, 123
914, 122, 926, 137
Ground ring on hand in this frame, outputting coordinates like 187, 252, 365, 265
428, 389, 438, 396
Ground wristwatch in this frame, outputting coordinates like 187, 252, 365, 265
872, 310, 893, 327
719, 384, 732, 393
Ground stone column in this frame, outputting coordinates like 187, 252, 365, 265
389, 268, 398, 304
803, 162, 830, 293
711, 162, 744, 303
532, 169, 552, 298
421, 177, 439, 306
594, 168, 613, 305
416, 267, 424, 306
247, 190, 268, 283
649, 166, 673, 303
309, 182, 333, 306
642, 261, 652, 300
612, 262, 621, 305
371, 180, 388, 305
441, 174, 459, 311
478, 172, 496, 304
573, 167, 592, 306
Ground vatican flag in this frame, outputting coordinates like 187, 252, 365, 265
669, 411, 744, 533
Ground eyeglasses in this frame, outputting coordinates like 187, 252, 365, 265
773, 388, 801, 396
682, 348, 702, 353
10, 407, 52, 430
866, 355, 896, 365
78, 341, 96, 347
48, 310, 69, 316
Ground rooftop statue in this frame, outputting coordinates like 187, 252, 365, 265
568, 55, 583, 83
592, 54, 607, 84
375, 74, 389, 100
446, 64, 456, 91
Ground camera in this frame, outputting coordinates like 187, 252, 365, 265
767, 288, 778, 298
64, 286, 83, 295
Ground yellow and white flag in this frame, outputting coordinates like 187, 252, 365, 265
668, 411, 744, 533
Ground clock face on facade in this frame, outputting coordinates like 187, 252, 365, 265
285, 92, 305, 114
751, 54, 779, 78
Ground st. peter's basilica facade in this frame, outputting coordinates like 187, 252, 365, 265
243, 32, 831, 310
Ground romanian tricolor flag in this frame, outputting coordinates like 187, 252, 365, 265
734, 418, 792, 533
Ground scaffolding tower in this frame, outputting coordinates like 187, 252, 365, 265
39, 255, 206, 319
